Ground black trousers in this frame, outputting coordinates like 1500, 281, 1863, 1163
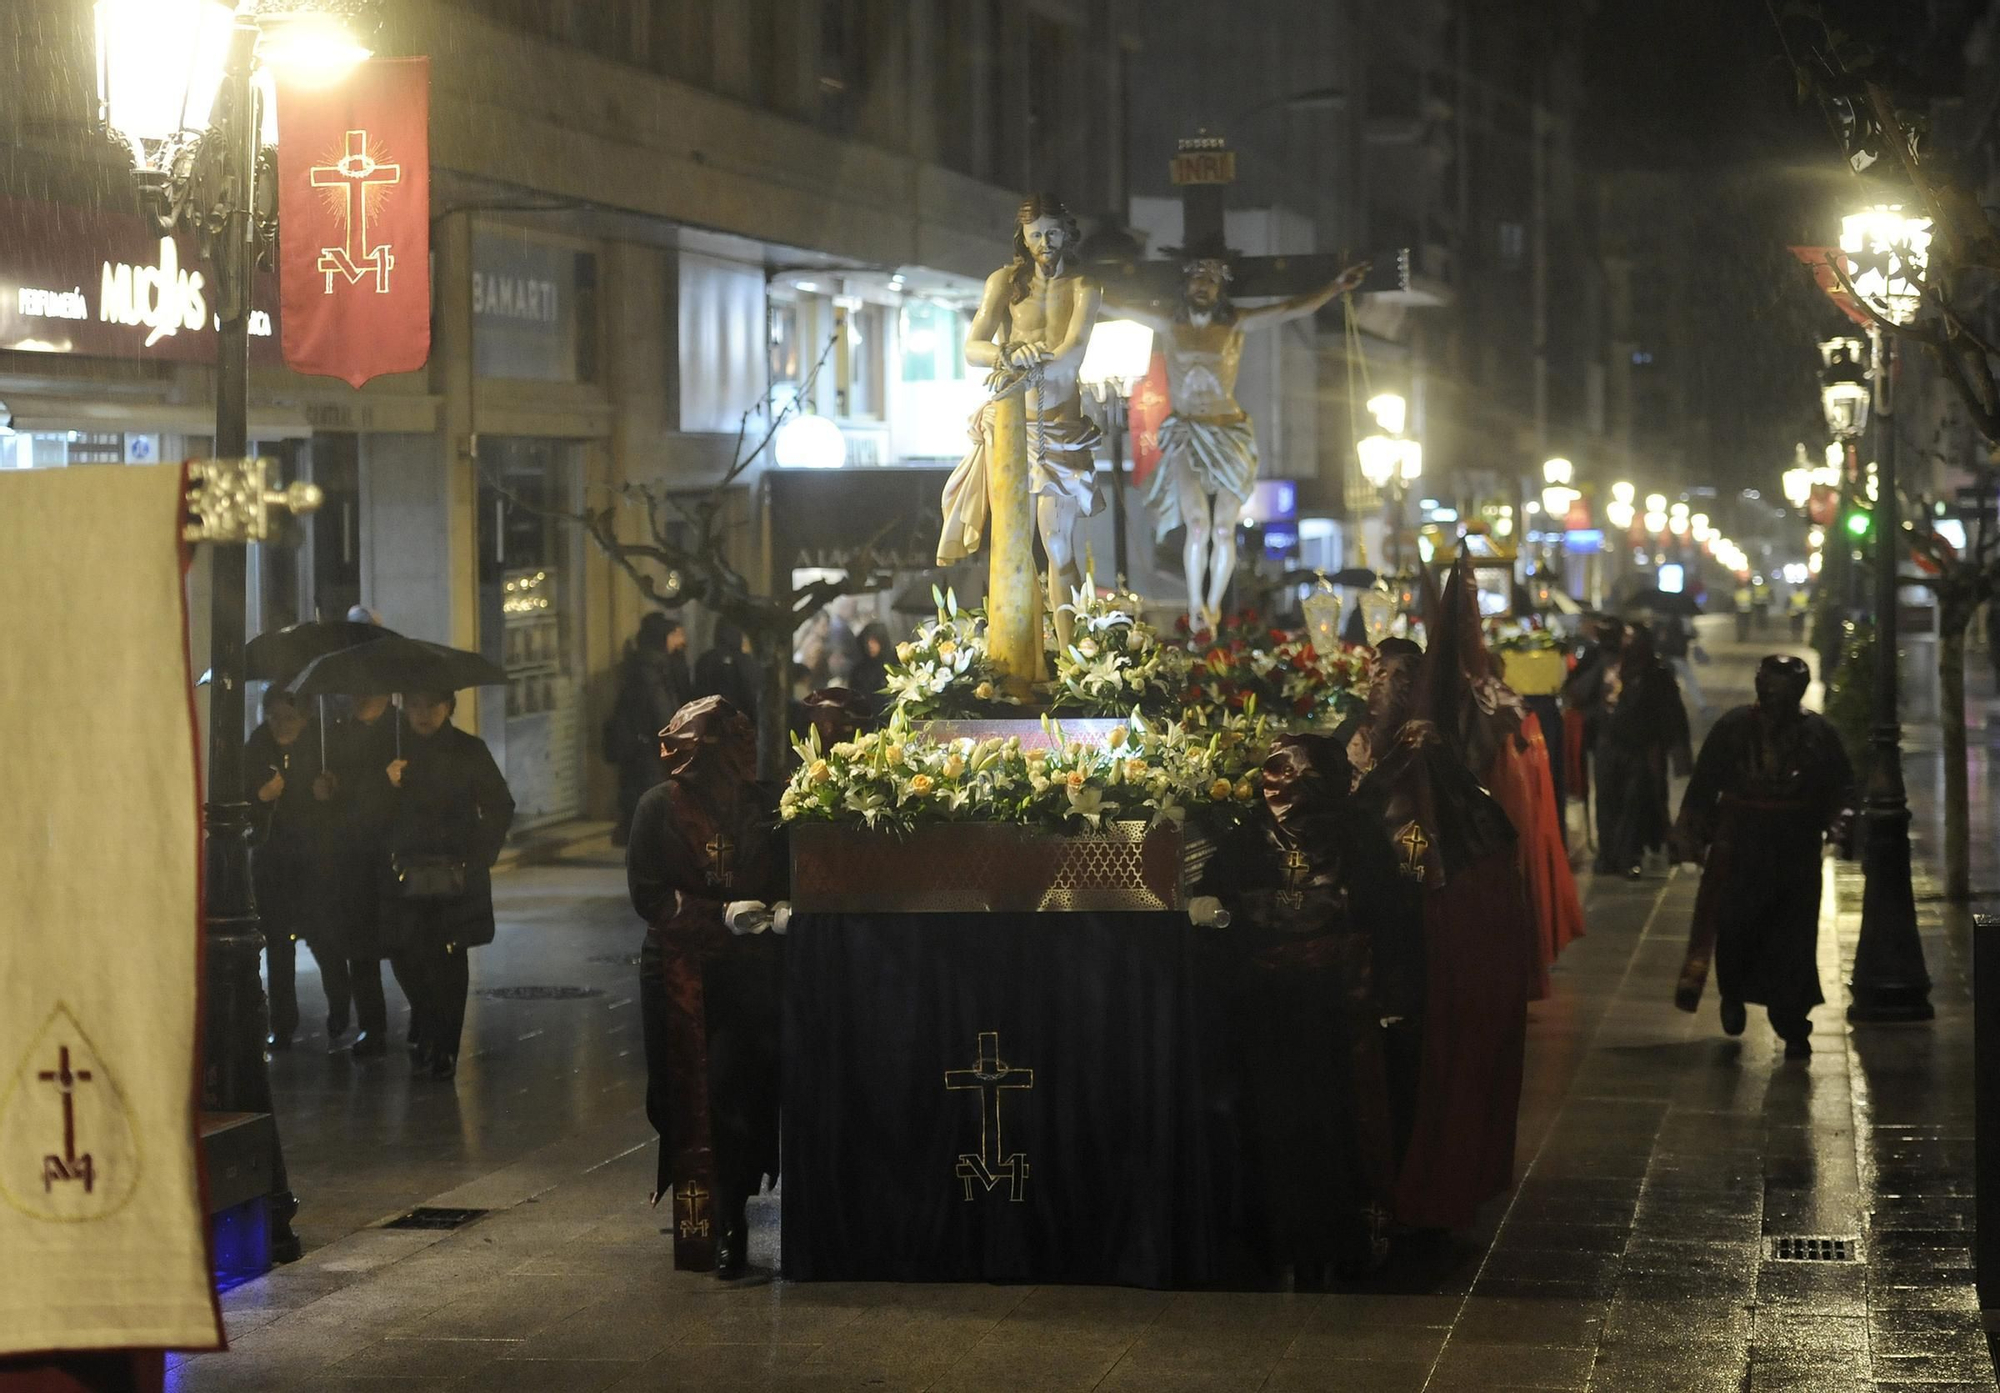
321, 955, 388, 1035
394, 942, 471, 1061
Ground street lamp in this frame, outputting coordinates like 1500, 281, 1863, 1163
1837, 204, 1934, 1024
1820, 337, 1871, 444
1079, 317, 1156, 583
1357, 392, 1421, 568
1783, 443, 1815, 510
98, 0, 374, 1265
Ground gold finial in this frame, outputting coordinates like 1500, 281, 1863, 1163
183, 457, 323, 544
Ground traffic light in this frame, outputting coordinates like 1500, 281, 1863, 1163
1844, 507, 1872, 539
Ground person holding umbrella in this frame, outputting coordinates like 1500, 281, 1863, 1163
291, 636, 515, 1079
245, 688, 337, 1050
379, 691, 514, 1079
319, 693, 399, 1056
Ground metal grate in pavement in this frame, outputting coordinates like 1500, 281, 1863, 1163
382, 1207, 490, 1231
481, 985, 605, 1001
1766, 1235, 1856, 1262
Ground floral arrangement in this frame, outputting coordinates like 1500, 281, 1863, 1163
1488, 622, 1561, 652
780, 708, 1272, 834
1186, 633, 1376, 727
1048, 582, 1186, 716
880, 588, 1017, 719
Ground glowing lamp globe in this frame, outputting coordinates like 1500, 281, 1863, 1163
1357, 434, 1400, 490
1365, 393, 1407, 436
774, 413, 847, 469
1839, 207, 1932, 326
1398, 439, 1423, 483
1782, 466, 1813, 510
1542, 457, 1573, 487
1611, 481, 1636, 507
96, 0, 236, 156
1079, 318, 1155, 395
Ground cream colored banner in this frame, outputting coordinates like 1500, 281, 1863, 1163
0, 465, 221, 1353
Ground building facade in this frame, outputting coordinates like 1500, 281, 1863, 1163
0, 0, 1132, 826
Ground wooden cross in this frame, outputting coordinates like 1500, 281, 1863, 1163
1093, 135, 1409, 304
944, 1031, 1034, 1202
37, 1045, 96, 1194
310, 129, 403, 294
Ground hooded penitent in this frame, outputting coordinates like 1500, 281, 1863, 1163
626, 695, 787, 1274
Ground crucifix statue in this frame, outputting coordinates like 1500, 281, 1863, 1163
937, 193, 1104, 677
1095, 136, 1397, 633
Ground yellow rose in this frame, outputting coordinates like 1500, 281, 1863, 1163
884, 743, 905, 765
1108, 726, 1128, 749
908, 773, 935, 795
1078, 638, 1100, 658
895, 642, 915, 664
1233, 780, 1255, 801
1124, 758, 1148, 780
942, 755, 966, 779
975, 681, 995, 700
809, 759, 832, 785
1209, 778, 1233, 801
937, 640, 958, 658
1066, 769, 1088, 790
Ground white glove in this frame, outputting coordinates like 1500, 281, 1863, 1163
723, 900, 772, 935
770, 902, 792, 936
1187, 896, 1231, 929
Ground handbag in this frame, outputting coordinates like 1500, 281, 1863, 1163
393, 853, 468, 900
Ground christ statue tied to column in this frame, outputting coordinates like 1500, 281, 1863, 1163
937, 193, 1104, 652
1121, 244, 1367, 633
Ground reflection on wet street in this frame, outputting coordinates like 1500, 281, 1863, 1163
167, 620, 1998, 1392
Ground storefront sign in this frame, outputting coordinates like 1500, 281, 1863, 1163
767, 466, 951, 577
0, 197, 278, 362
275, 58, 432, 387
472, 229, 590, 382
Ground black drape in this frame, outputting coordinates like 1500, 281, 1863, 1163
782, 911, 1253, 1288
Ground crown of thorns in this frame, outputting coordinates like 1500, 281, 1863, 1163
1183, 257, 1235, 280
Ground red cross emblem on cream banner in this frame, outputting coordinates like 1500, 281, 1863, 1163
275, 58, 431, 388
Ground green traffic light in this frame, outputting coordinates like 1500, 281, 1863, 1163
1844, 510, 1872, 538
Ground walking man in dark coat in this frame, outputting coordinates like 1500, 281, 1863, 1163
382, 692, 516, 1079
247, 689, 333, 1049
320, 694, 399, 1055
1673, 655, 1853, 1058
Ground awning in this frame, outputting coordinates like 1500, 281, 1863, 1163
1, 392, 314, 439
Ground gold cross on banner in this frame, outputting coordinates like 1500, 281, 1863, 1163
944, 1031, 1034, 1202
1394, 820, 1432, 882
1278, 846, 1311, 908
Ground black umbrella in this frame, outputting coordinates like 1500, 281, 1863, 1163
1623, 587, 1702, 617
289, 636, 508, 698
246, 618, 397, 683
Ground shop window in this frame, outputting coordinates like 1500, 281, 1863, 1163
308, 432, 363, 623
899, 301, 966, 384
770, 300, 801, 390
835, 302, 882, 419
0, 431, 125, 468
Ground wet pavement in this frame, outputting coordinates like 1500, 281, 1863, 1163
168, 623, 1999, 1392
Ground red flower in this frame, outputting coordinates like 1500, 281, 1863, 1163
1228, 691, 1248, 709
1293, 695, 1315, 716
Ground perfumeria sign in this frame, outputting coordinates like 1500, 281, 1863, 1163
0, 197, 278, 362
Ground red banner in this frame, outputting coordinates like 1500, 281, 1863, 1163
1126, 351, 1171, 487
275, 58, 431, 388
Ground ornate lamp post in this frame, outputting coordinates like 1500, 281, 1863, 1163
1079, 317, 1157, 585
1357, 391, 1421, 571
1837, 205, 1934, 1023
97, 0, 373, 1262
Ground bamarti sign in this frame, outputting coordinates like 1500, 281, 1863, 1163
275, 57, 432, 388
